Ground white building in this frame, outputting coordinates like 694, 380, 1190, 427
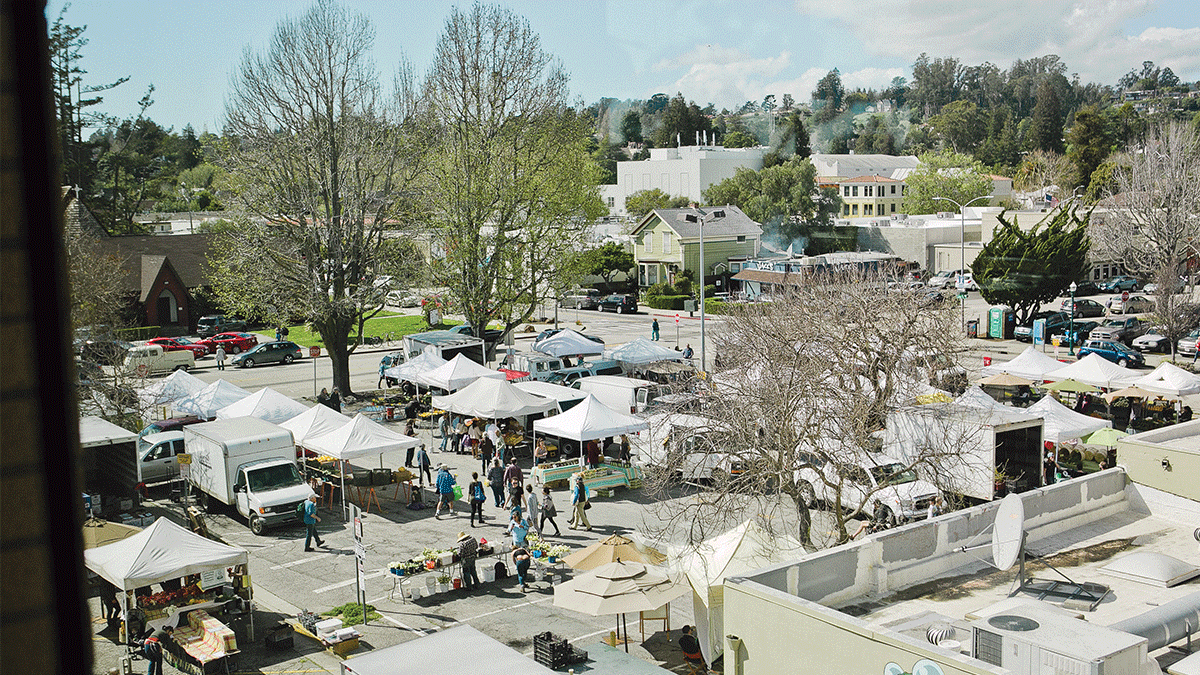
811, 153, 922, 180
604, 145, 767, 217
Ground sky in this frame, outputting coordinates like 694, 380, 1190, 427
49, 0, 1200, 135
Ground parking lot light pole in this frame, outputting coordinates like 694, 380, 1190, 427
932, 194, 994, 332
682, 208, 725, 373
1068, 281, 1077, 356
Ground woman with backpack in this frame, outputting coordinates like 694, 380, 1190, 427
468, 472, 487, 526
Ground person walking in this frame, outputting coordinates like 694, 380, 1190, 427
507, 477, 525, 512
438, 412, 452, 451
434, 464, 456, 518
468, 472, 486, 526
506, 509, 530, 548
415, 445, 432, 487
585, 439, 601, 469
456, 532, 480, 591
503, 458, 524, 491
512, 545, 532, 592
404, 423, 417, 468
487, 458, 505, 507
618, 434, 632, 463
568, 473, 591, 531
302, 494, 324, 551
479, 436, 494, 472
539, 486, 562, 535
215, 345, 226, 371
651, 318, 660, 341
317, 387, 331, 409
682, 344, 693, 360
524, 484, 540, 533
329, 387, 342, 413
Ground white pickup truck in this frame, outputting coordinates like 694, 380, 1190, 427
795, 450, 942, 524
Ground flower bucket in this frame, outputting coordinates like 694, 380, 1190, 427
410, 585, 421, 600
452, 578, 462, 590
425, 576, 436, 593
481, 567, 495, 583
547, 556, 557, 563
437, 582, 449, 594
531, 550, 543, 558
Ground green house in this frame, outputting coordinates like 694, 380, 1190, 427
630, 206, 763, 288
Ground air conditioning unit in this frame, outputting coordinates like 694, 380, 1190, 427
835, 219, 851, 227
969, 606, 1147, 675
937, 211, 955, 219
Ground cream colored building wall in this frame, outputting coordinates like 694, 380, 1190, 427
1117, 421, 1200, 501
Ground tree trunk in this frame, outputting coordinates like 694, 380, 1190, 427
318, 318, 355, 397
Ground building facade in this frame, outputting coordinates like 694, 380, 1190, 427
607, 145, 767, 217
839, 175, 906, 218
630, 206, 762, 288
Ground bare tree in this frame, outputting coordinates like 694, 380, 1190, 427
1091, 120, 1200, 359
641, 270, 971, 550
422, 3, 604, 340
215, 0, 427, 394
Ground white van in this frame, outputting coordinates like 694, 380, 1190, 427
576, 375, 663, 414
499, 352, 567, 381
124, 344, 194, 376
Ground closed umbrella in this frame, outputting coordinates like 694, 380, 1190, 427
562, 534, 666, 571
553, 559, 688, 652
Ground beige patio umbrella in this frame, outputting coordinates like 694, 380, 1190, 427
553, 559, 688, 652
978, 372, 1035, 387
1043, 378, 1100, 393
1102, 385, 1160, 403
81, 517, 143, 550
562, 534, 666, 571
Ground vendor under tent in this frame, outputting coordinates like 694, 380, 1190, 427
533, 328, 605, 358
215, 387, 310, 424
303, 413, 421, 518
1131, 361, 1200, 397
1045, 353, 1141, 390
610, 337, 683, 366
1103, 385, 1161, 403
84, 517, 253, 640
138, 368, 206, 408
979, 345, 1065, 382
431, 376, 558, 419
384, 348, 448, 384
533, 394, 649, 446
554, 559, 689, 653
677, 520, 805, 664
339, 624, 556, 675
416, 353, 505, 392
1026, 394, 1111, 443
172, 379, 253, 419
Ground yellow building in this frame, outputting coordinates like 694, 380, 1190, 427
838, 175, 905, 218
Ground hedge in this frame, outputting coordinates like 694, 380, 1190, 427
704, 298, 730, 314
643, 294, 690, 310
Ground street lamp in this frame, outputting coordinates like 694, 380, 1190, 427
1068, 281, 1078, 356
681, 208, 725, 373
932, 194, 994, 333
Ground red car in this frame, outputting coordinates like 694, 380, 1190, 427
198, 332, 259, 354
148, 337, 210, 358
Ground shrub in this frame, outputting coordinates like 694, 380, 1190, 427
644, 294, 690, 310
704, 298, 730, 314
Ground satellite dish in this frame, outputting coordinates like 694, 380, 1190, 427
991, 493, 1025, 572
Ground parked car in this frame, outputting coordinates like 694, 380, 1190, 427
1133, 327, 1172, 353
196, 314, 247, 338
918, 290, 946, 308
1071, 280, 1101, 296
197, 331, 259, 354
558, 288, 603, 310
1108, 294, 1154, 314
231, 340, 302, 368
1060, 298, 1105, 318
1014, 311, 1070, 343
547, 359, 624, 386
1050, 321, 1100, 349
1177, 329, 1200, 357
148, 336, 209, 358
123, 344, 194, 376
1077, 339, 1145, 368
1101, 276, 1140, 292
379, 351, 406, 387
1142, 283, 1159, 294
598, 294, 638, 313
385, 290, 421, 308
1088, 317, 1146, 345
79, 338, 133, 366
926, 270, 963, 289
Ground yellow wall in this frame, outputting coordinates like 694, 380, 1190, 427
1118, 427, 1200, 501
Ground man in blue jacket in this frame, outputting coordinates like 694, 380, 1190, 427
435, 464, 457, 518
303, 494, 324, 551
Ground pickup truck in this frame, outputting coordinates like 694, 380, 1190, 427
196, 314, 247, 338
1088, 316, 1146, 345
795, 450, 942, 524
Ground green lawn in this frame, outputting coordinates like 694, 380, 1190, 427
253, 315, 463, 348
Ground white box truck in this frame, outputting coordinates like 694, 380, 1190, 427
403, 330, 487, 365
185, 417, 314, 534
575, 375, 664, 414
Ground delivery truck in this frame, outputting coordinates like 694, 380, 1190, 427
185, 417, 314, 535
575, 375, 664, 414
403, 330, 487, 365
884, 402, 1044, 502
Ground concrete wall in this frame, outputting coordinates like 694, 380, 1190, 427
614, 146, 765, 213
1117, 421, 1200, 501
722, 471, 1130, 675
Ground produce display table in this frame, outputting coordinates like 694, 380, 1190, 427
530, 459, 582, 486
291, 621, 359, 658
163, 609, 239, 675
388, 545, 566, 603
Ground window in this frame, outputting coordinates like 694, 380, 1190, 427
891, 185, 897, 194
731, 262, 741, 273
662, 232, 671, 253
737, 235, 746, 243
866, 205, 873, 215
891, 203, 897, 213
644, 232, 653, 253
606, 196, 614, 207
844, 205, 850, 216
852, 186, 859, 197
852, 204, 859, 215
865, 186, 873, 197
844, 186, 851, 197
647, 264, 659, 285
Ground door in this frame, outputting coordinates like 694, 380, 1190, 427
233, 469, 250, 517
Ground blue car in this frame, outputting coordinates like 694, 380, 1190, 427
1077, 339, 1145, 368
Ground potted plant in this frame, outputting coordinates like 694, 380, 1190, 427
436, 574, 451, 594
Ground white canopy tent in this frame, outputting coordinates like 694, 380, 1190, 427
533, 394, 649, 442
215, 387, 310, 425
1045, 353, 1141, 390
513, 380, 587, 411
384, 348, 448, 384
677, 520, 806, 663
956, 385, 1016, 412
138, 368, 207, 407
610, 338, 682, 365
431, 377, 558, 419
416, 353, 505, 392
304, 414, 422, 519
278, 404, 352, 446
1131, 361, 1200, 397
1026, 395, 1111, 443
172, 380, 252, 419
979, 346, 1066, 382
533, 329, 605, 358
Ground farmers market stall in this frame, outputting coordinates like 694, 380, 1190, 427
339, 624, 558, 675
172, 380, 252, 419
215, 387, 310, 424
84, 517, 253, 669
416, 353, 505, 392
303, 414, 421, 518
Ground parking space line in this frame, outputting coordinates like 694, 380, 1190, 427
270, 557, 324, 570
312, 569, 388, 594
379, 613, 428, 636
452, 596, 550, 624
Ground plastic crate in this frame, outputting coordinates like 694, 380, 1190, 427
533, 632, 572, 669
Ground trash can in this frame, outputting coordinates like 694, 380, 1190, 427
966, 319, 979, 339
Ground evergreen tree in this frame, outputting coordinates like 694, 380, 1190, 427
620, 109, 642, 144
971, 207, 1090, 323
1066, 105, 1114, 196
1028, 79, 1065, 153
